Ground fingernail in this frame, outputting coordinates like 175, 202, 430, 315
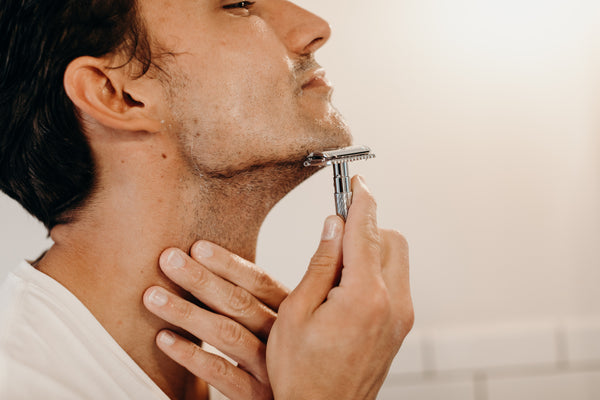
322, 217, 339, 241
148, 288, 168, 307
166, 250, 186, 269
158, 331, 176, 346
193, 242, 214, 259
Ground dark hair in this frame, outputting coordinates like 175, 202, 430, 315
0, 0, 152, 230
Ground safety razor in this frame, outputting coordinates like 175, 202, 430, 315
304, 145, 376, 221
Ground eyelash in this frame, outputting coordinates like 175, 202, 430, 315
223, 1, 256, 10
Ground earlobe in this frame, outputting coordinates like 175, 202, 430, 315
64, 56, 162, 133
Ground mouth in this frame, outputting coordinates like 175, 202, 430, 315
301, 68, 332, 90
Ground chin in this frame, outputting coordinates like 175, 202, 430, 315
311, 116, 353, 151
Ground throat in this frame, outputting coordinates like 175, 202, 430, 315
35, 158, 315, 399
185, 159, 318, 261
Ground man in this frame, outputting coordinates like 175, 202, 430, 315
0, 0, 413, 399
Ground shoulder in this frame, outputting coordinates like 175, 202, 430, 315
0, 263, 72, 398
0, 261, 170, 400
0, 262, 103, 398
0, 264, 29, 346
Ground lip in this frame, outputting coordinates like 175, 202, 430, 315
301, 68, 332, 90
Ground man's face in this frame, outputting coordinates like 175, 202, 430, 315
141, 0, 352, 176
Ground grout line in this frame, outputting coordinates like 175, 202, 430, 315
386, 360, 600, 385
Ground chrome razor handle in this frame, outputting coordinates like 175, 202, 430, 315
335, 192, 353, 221
333, 162, 352, 221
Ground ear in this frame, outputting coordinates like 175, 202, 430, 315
64, 56, 162, 133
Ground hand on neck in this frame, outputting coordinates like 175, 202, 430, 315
36, 141, 314, 399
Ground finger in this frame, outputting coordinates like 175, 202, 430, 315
380, 229, 409, 281
343, 175, 382, 280
286, 215, 344, 314
190, 241, 289, 311
159, 249, 276, 340
143, 286, 268, 381
380, 229, 413, 319
156, 330, 271, 400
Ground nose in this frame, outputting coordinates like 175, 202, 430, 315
271, 1, 332, 56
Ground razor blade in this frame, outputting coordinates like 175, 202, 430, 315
304, 145, 375, 220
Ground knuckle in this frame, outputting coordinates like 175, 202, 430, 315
205, 355, 232, 380
384, 229, 408, 248
188, 265, 209, 290
389, 298, 415, 340
227, 286, 253, 315
364, 211, 380, 234
366, 237, 382, 255
403, 306, 415, 333
217, 318, 245, 345
309, 253, 337, 270
225, 252, 240, 272
175, 301, 195, 322
367, 192, 378, 210
363, 224, 382, 247
179, 341, 200, 363
358, 230, 382, 261
392, 306, 415, 346
252, 269, 274, 291
398, 296, 415, 332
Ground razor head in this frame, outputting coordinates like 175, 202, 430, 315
303, 145, 375, 167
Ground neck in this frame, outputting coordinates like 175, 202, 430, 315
37, 160, 314, 400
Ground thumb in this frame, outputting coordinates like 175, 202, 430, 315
288, 215, 344, 314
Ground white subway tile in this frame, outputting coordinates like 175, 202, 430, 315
565, 318, 600, 363
378, 378, 475, 400
430, 321, 558, 371
487, 370, 600, 400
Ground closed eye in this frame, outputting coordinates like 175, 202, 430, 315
223, 1, 256, 9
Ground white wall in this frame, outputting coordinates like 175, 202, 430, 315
2, 0, 600, 398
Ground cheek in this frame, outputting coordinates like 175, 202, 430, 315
194, 55, 296, 132
171, 79, 293, 169
205, 28, 292, 114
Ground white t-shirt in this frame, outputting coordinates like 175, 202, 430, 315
0, 261, 226, 399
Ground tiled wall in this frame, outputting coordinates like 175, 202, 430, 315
382, 318, 600, 400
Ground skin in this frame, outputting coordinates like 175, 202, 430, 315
145, 177, 414, 399
37, 0, 352, 398
35, 0, 413, 399
148, 0, 352, 176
